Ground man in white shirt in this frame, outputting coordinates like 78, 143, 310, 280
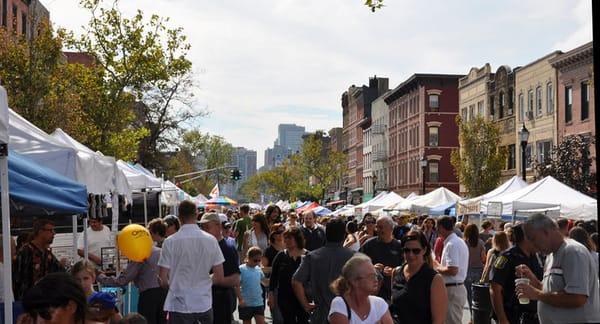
77, 217, 112, 266
158, 200, 225, 324
435, 216, 469, 324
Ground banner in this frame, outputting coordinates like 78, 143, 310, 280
209, 184, 219, 198
457, 200, 481, 215
487, 202, 503, 216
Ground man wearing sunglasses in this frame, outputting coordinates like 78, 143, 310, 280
13, 219, 65, 300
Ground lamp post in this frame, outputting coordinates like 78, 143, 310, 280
372, 174, 378, 197
419, 156, 428, 195
519, 123, 530, 182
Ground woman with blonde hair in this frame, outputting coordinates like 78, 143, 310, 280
328, 253, 393, 324
480, 231, 510, 283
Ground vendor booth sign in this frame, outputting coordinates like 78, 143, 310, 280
457, 201, 480, 215
487, 202, 503, 217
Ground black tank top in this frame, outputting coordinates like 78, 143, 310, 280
390, 263, 437, 324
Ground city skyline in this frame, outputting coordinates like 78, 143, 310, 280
45, 0, 592, 167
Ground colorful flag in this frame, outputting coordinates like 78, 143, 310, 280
209, 184, 219, 198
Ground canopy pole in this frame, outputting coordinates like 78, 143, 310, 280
83, 216, 89, 261
111, 192, 119, 233
512, 210, 516, 224
72, 215, 78, 264
143, 190, 148, 226
1, 145, 14, 324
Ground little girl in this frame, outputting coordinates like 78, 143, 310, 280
70, 260, 97, 297
71, 260, 122, 323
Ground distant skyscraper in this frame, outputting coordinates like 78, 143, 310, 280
263, 124, 306, 170
277, 124, 306, 153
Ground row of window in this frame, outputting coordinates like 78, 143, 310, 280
390, 125, 420, 154
565, 83, 590, 123
1, 0, 27, 35
389, 160, 440, 187
501, 140, 552, 170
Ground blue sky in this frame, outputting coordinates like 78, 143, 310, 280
45, 0, 592, 167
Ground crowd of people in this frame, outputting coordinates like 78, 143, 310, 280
1, 200, 599, 324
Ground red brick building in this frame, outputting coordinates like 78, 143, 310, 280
1, 0, 49, 40
341, 76, 388, 203
385, 74, 462, 196
550, 41, 595, 172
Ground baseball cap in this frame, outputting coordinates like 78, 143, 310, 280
88, 291, 117, 310
199, 212, 220, 224
219, 213, 231, 226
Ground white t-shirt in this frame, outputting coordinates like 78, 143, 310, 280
158, 224, 225, 313
77, 225, 113, 259
441, 232, 469, 283
328, 295, 388, 324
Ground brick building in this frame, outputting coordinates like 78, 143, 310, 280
1, 0, 49, 40
385, 74, 462, 196
550, 41, 595, 173
341, 76, 388, 204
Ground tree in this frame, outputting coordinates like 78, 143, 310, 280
69, 0, 203, 167
295, 132, 347, 201
365, 0, 385, 12
533, 134, 595, 194
165, 130, 234, 195
451, 116, 507, 197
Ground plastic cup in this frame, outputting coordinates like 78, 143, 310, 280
515, 278, 530, 304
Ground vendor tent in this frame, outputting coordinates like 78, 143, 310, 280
457, 176, 528, 215
330, 204, 355, 217
488, 176, 597, 221
205, 195, 237, 206
117, 160, 161, 190
7, 150, 88, 213
311, 206, 333, 216
9, 110, 120, 195
391, 187, 461, 212
51, 128, 131, 200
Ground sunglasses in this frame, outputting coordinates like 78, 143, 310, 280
273, 231, 284, 235
402, 248, 423, 255
364, 221, 375, 225
252, 258, 262, 263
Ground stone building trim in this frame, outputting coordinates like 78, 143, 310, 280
426, 121, 442, 127
426, 89, 442, 96
426, 154, 442, 161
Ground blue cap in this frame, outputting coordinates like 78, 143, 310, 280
88, 291, 117, 309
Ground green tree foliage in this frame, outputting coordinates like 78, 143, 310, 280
533, 134, 595, 194
451, 116, 507, 197
164, 130, 234, 196
365, 0, 384, 12
241, 131, 347, 202
69, 0, 202, 167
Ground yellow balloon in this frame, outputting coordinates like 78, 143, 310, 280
117, 224, 153, 262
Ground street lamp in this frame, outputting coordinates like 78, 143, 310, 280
519, 123, 530, 182
372, 174, 378, 196
419, 156, 428, 195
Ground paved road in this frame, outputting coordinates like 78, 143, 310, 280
233, 302, 476, 323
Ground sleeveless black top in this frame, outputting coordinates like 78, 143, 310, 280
390, 263, 437, 324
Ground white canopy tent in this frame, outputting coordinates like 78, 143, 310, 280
330, 204, 355, 217
117, 160, 161, 190
457, 176, 528, 215
388, 187, 461, 213
357, 192, 405, 216
9, 109, 122, 195
487, 176, 597, 221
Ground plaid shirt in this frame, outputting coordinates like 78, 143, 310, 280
13, 242, 65, 300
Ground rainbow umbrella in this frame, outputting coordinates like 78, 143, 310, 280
205, 195, 237, 206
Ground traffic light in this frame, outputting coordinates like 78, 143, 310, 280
230, 169, 242, 181
230, 169, 236, 181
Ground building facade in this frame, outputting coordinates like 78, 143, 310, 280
550, 42, 595, 173
0, 0, 49, 40
341, 76, 389, 204
276, 123, 306, 153
514, 51, 561, 182
386, 74, 462, 196
363, 93, 389, 200
489, 65, 518, 181
458, 64, 494, 194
